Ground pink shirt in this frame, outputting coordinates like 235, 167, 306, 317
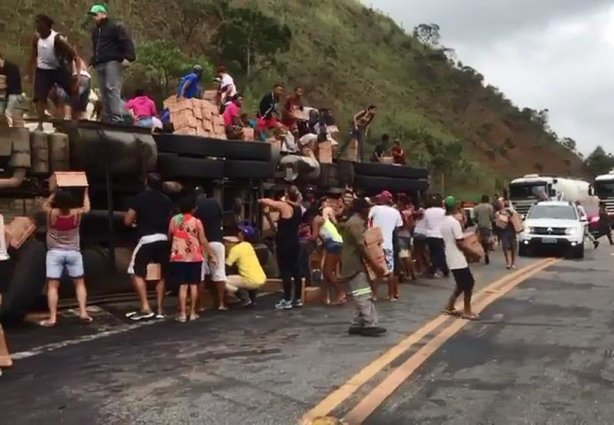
223, 102, 241, 126
125, 96, 157, 119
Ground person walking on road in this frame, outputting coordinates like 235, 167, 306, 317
124, 173, 174, 320
575, 200, 599, 249
259, 186, 304, 310
368, 190, 403, 301
88, 4, 135, 123
598, 202, 613, 245
441, 196, 479, 320
194, 187, 228, 311
474, 195, 495, 265
424, 197, 448, 278
40, 189, 92, 327
396, 194, 417, 281
496, 201, 518, 269
340, 198, 387, 336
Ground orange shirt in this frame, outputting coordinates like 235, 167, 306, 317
169, 213, 205, 262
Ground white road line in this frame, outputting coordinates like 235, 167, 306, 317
11, 320, 158, 360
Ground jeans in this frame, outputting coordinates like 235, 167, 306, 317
46, 249, 84, 279
427, 237, 449, 276
95, 61, 123, 123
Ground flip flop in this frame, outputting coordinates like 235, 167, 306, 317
189, 314, 200, 321
79, 316, 93, 324
442, 309, 461, 316
175, 315, 187, 323
39, 319, 57, 327
462, 313, 480, 321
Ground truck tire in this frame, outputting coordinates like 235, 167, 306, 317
353, 175, 429, 194
224, 160, 276, 179
154, 134, 272, 161
157, 153, 224, 179
353, 162, 429, 179
0, 239, 47, 323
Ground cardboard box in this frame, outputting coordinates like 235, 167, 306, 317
193, 106, 203, 120
463, 232, 485, 263
327, 125, 340, 134
243, 127, 255, 141
317, 141, 333, 164
363, 227, 389, 280
291, 109, 310, 121
5, 216, 36, 250
510, 213, 523, 233
175, 127, 197, 135
203, 90, 217, 103
49, 172, 88, 209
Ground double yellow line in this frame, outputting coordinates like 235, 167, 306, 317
301, 257, 559, 425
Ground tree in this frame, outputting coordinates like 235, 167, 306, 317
413, 23, 441, 48
214, 8, 291, 82
585, 146, 614, 177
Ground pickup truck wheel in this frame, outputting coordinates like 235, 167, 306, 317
518, 244, 530, 257
573, 243, 585, 259
157, 153, 224, 179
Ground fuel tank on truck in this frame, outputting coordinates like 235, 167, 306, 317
61, 122, 157, 177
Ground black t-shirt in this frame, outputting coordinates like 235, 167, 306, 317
0, 61, 23, 97
130, 189, 174, 238
371, 143, 386, 161
194, 196, 223, 242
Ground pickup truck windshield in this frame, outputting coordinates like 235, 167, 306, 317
527, 205, 577, 220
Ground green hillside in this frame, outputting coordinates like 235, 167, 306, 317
0, 0, 587, 198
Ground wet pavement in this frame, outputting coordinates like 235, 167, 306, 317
0, 245, 610, 425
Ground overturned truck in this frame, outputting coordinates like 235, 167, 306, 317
0, 122, 429, 321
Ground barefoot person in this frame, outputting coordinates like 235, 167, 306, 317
441, 196, 479, 320
124, 173, 174, 320
40, 189, 92, 326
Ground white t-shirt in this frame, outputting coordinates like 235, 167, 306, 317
414, 216, 427, 235
440, 215, 468, 270
369, 205, 403, 250
220, 73, 237, 98
424, 207, 446, 238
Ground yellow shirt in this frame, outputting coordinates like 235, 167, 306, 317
226, 242, 267, 288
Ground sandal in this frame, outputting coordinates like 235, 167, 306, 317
462, 313, 480, 321
189, 314, 200, 321
442, 309, 461, 316
39, 319, 57, 327
79, 316, 93, 324
176, 315, 187, 323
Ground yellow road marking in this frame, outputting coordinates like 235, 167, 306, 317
342, 258, 560, 424
301, 258, 557, 423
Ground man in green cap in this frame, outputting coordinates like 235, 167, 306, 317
88, 4, 135, 123
440, 195, 479, 320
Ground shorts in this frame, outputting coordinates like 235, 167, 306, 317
34, 68, 73, 103
130, 240, 170, 279
383, 249, 394, 273
398, 236, 412, 259
135, 117, 154, 128
207, 241, 226, 281
452, 267, 475, 294
500, 230, 517, 251
46, 249, 84, 279
56, 75, 91, 112
172, 262, 203, 285
477, 228, 492, 245
323, 239, 343, 255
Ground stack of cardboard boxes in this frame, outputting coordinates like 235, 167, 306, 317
163, 97, 227, 139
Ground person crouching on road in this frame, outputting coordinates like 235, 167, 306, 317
124, 173, 174, 321
441, 196, 479, 320
340, 198, 387, 337
225, 225, 267, 308
40, 189, 92, 327
169, 195, 212, 323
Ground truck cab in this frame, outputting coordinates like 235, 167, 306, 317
594, 171, 614, 227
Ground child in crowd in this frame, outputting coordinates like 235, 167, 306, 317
169, 195, 212, 323
225, 225, 267, 307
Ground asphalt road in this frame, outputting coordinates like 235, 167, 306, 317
1, 243, 612, 425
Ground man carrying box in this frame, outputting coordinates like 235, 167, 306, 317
440, 196, 479, 320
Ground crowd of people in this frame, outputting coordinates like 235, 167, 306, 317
36, 174, 496, 335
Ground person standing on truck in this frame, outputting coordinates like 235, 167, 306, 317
40, 189, 92, 327
441, 196, 479, 320
125, 89, 157, 128
257, 83, 284, 132
352, 105, 376, 162
0, 52, 24, 127
340, 197, 387, 337
88, 4, 136, 124
473, 195, 495, 265
194, 187, 228, 312
124, 173, 174, 320
29, 14, 79, 124
258, 186, 303, 310
177, 65, 204, 100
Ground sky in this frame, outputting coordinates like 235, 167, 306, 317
364, 0, 614, 155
